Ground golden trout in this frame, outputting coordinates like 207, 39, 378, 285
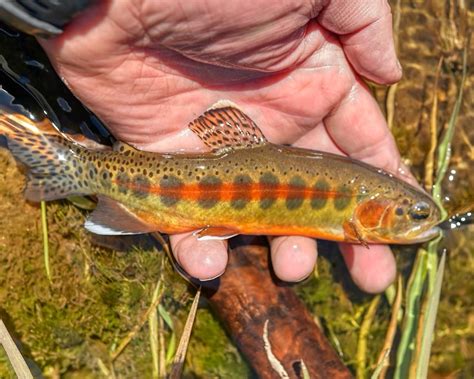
0, 101, 441, 244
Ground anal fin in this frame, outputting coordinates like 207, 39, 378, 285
194, 226, 240, 241
85, 196, 158, 235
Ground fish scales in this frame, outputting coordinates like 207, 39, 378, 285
0, 101, 441, 244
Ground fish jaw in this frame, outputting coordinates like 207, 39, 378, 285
403, 226, 442, 243
376, 225, 441, 244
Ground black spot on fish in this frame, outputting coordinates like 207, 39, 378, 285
231, 174, 252, 210
116, 172, 130, 194
286, 176, 306, 210
259, 172, 279, 209
133, 175, 150, 199
87, 163, 97, 179
99, 170, 111, 190
198, 176, 222, 208
160, 175, 183, 207
311, 179, 330, 209
334, 185, 352, 210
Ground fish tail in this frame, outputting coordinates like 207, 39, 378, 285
0, 110, 93, 201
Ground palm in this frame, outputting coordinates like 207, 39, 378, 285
41, 0, 405, 292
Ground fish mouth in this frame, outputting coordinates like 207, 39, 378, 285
407, 226, 441, 243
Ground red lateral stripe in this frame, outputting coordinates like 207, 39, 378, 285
114, 180, 352, 202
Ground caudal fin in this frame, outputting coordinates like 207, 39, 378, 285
0, 109, 93, 201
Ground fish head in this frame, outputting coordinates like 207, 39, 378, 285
353, 186, 442, 244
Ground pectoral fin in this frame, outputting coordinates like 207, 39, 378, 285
343, 220, 369, 248
194, 226, 240, 241
85, 196, 158, 235
188, 100, 267, 153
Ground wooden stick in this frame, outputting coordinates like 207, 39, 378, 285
203, 241, 353, 379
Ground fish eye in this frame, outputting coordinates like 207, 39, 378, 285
409, 201, 431, 220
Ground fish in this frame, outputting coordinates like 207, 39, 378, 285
0, 100, 441, 245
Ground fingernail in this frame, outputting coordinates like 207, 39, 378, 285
396, 59, 403, 73
198, 269, 226, 281
291, 272, 312, 283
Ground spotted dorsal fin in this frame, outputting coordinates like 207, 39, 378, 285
188, 100, 267, 153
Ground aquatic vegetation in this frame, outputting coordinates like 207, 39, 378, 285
393, 41, 468, 379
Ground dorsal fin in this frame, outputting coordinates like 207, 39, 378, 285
188, 100, 267, 153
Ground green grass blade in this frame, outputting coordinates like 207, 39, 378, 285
158, 305, 177, 364
149, 271, 166, 378
148, 308, 159, 378
416, 252, 447, 379
165, 330, 177, 365
158, 304, 174, 330
431, 44, 468, 221
356, 296, 381, 379
393, 250, 428, 379
40, 201, 51, 283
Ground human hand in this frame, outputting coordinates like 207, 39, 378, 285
39, 0, 408, 293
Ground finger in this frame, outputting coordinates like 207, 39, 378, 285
270, 236, 317, 282
169, 232, 228, 280
317, 0, 401, 84
339, 243, 396, 293
323, 79, 418, 183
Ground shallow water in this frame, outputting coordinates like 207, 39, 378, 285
0, 1, 473, 377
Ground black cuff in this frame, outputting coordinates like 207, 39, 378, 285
0, 0, 94, 38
